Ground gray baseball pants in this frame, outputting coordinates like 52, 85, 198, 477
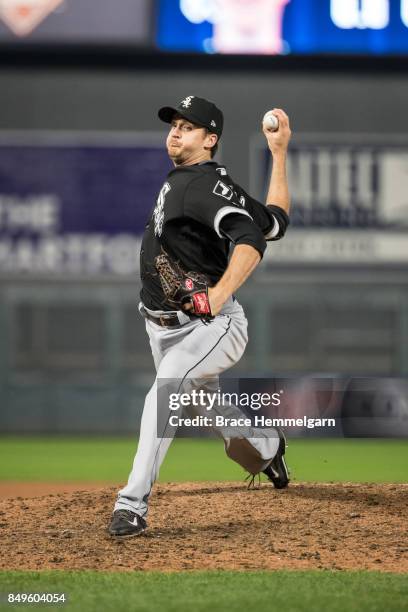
114, 297, 279, 517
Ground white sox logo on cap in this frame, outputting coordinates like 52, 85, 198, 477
181, 96, 195, 109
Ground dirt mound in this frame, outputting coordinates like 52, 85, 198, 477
0, 482, 114, 499
0, 482, 407, 572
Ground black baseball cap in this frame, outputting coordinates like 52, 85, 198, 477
158, 95, 223, 137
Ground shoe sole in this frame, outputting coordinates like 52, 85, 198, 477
108, 527, 146, 539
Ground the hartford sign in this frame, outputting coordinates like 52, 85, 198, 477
0, 132, 171, 276
250, 133, 408, 264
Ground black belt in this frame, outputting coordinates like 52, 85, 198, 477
144, 296, 236, 327
144, 311, 183, 328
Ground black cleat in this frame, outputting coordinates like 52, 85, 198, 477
263, 428, 290, 489
108, 509, 147, 538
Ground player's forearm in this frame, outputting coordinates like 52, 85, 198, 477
266, 152, 290, 215
209, 244, 260, 313
263, 108, 291, 215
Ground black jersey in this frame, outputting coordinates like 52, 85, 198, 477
140, 161, 287, 311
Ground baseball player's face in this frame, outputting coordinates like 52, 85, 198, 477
166, 115, 216, 166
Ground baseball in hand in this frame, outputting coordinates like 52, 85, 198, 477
262, 111, 279, 132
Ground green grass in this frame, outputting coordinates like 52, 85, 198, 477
0, 437, 407, 483
0, 570, 407, 612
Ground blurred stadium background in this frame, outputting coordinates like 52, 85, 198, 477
0, 0, 407, 437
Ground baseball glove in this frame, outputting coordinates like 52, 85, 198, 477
155, 253, 213, 318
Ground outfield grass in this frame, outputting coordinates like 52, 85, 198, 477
0, 437, 407, 483
0, 570, 407, 612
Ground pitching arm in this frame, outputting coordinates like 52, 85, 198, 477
263, 108, 292, 215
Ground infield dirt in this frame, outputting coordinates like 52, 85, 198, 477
0, 482, 407, 572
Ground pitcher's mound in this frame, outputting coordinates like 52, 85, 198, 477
0, 482, 407, 572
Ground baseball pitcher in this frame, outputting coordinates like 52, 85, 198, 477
108, 95, 291, 537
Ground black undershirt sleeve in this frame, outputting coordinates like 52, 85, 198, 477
219, 213, 267, 258
265, 205, 290, 240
